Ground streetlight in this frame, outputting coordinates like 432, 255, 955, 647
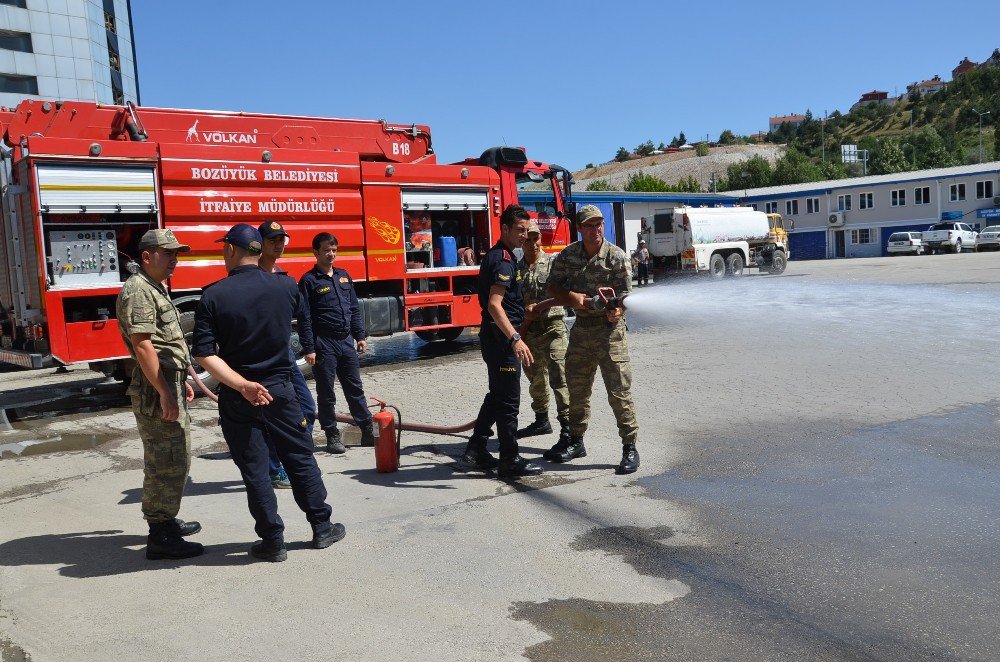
972, 108, 991, 164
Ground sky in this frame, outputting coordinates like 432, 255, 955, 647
132, 0, 998, 171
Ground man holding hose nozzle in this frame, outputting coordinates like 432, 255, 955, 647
547, 205, 640, 474
462, 205, 544, 478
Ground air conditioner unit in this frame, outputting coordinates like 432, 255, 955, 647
828, 211, 845, 227
993, 196, 1000, 206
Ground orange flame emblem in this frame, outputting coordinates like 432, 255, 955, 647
368, 217, 400, 245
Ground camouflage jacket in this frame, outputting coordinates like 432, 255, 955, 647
518, 250, 564, 321
549, 239, 632, 319
116, 269, 189, 370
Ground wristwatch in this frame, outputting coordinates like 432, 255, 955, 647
509, 332, 521, 345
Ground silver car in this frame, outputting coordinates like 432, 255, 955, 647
887, 231, 924, 255
975, 225, 1000, 251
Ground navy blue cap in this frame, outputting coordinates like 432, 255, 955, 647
215, 223, 263, 254
258, 220, 289, 240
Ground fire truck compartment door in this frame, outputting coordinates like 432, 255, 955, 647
400, 190, 488, 211
36, 164, 157, 214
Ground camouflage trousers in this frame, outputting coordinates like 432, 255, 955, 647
128, 367, 191, 524
565, 316, 638, 445
523, 316, 570, 422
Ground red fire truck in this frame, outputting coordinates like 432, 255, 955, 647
0, 100, 573, 382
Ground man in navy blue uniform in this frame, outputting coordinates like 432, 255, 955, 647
193, 223, 344, 562
463, 205, 544, 479
299, 232, 375, 454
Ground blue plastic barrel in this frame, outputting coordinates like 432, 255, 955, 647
434, 235, 458, 267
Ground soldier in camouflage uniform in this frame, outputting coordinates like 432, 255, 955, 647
546, 205, 640, 474
116, 229, 204, 560
516, 221, 570, 444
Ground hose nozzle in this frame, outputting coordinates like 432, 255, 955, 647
588, 287, 629, 312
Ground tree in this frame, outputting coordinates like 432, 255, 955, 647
586, 178, 615, 191
635, 140, 656, 157
869, 138, 908, 175
669, 135, 680, 148
723, 154, 772, 191
624, 172, 673, 192
718, 129, 737, 145
585, 163, 594, 169
657, 142, 667, 151
675, 175, 702, 192
678, 131, 687, 146
614, 147, 630, 162
772, 147, 822, 185
913, 127, 954, 169
696, 142, 709, 157
821, 159, 847, 180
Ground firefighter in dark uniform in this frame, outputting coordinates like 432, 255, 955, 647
192, 223, 344, 562
462, 205, 543, 479
298, 232, 376, 454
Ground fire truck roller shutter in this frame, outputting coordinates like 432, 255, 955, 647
400, 190, 488, 211
35, 164, 157, 214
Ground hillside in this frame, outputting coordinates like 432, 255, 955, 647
572, 144, 784, 192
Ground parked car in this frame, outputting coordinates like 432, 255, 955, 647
975, 225, 1000, 251
922, 222, 978, 254
887, 232, 924, 255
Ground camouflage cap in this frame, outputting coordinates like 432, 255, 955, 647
576, 204, 604, 224
138, 228, 190, 252
526, 221, 541, 236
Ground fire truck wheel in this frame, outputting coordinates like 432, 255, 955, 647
415, 327, 464, 343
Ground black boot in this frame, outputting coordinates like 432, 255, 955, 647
497, 455, 544, 478
516, 413, 553, 438
542, 426, 572, 461
250, 540, 287, 563
551, 435, 587, 463
462, 435, 498, 470
146, 522, 205, 560
359, 421, 378, 447
326, 427, 345, 454
166, 518, 201, 537
616, 444, 640, 474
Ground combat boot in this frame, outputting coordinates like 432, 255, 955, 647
462, 434, 498, 470
166, 518, 202, 537
497, 455, 544, 478
359, 421, 378, 447
326, 427, 346, 454
616, 444, 640, 474
146, 522, 205, 560
250, 540, 287, 563
516, 413, 552, 438
550, 435, 587, 463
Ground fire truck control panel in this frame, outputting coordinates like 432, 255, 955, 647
47, 230, 121, 287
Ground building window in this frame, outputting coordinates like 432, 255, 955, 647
950, 183, 966, 202
837, 194, 852, 211
977, 180, 995, 200
914, 186, 930, 205
806, 197, 820, 214
0, 73, 38, 95
104, 11, 117, 34
109, 51, 121, 73
0, 30, 33, 53
765, 202, 778, 214
0, 0, 28, 8
851, 228, 875, 244
890, 189, 906, 207
860, 192, 874, 209
785, 200, 798, 215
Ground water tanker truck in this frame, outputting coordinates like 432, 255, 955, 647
638, 206, 790, 278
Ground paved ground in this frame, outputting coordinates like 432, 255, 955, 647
1, 252, 998, 661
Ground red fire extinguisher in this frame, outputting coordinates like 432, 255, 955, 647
370, 399, 401, 473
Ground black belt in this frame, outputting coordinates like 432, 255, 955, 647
319, 329, 351, 340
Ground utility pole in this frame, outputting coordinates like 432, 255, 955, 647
972, 108, 990, 163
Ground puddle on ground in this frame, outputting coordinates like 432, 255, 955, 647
0, 431, 118, 460
360, 332, 481, 371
